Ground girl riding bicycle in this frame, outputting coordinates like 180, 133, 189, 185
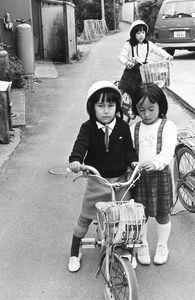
118, 20, 172, 105
68, 80, 138, 272
130, 83, 177, 265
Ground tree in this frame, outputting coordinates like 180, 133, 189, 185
138, 0, 164, 40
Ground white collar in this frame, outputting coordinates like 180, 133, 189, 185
96, 118, 116, 132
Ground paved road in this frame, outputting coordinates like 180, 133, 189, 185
0, 22, 194, 300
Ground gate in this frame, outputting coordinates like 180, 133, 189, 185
41, 0, 76, 62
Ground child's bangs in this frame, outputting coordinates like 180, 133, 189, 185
136, 26, 146, 33
97, 89, 119, 103
106, 91, 119, 103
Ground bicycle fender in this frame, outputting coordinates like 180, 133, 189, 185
96, 248, 106, 278
175, 143, 188, 155
115, 248, 132, 260
115, 247, 137, 269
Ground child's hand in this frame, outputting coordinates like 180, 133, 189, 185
69, 161, 82, 173
126, 60, 134, 69
131, 161, 139, 169
166, 55, 173, 61
140, 161, 156, 172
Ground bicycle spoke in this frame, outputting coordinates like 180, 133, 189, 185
174, 146, 195, 212
180, 152, 195, 173
111, 258, 129, 299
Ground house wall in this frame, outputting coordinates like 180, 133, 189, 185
0, 0, 32, 54
0, 0, 79, 62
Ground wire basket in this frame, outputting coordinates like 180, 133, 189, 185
96, 200, 146, 245
177, 128, 195, 150
140, 61, 170, 87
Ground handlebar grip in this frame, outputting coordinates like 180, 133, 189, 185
66, 165, 100, 175
66, 167, 71, 173
81, 165, 100, 175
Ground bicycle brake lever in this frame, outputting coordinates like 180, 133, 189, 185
73, 170, 90, 182
113, 183, 121, 191
73, 174, 85, 182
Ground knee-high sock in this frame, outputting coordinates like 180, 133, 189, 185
142, 221, 148, 246
156, 221, 171, 247
70, 235, 82, 257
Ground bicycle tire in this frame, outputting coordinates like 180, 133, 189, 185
174, 146, 195, 212
101, 248, 138, 300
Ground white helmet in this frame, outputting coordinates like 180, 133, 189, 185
86, 80, 122, 115
129, 19, 149, 37
87, 80, 122, 101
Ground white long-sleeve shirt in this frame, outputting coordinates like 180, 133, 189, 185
119, 41, 171, 66
130, 119, 177, 170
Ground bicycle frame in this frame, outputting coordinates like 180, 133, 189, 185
68, 164, 145, 299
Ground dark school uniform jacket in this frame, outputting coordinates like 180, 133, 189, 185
69, 117, 138, 178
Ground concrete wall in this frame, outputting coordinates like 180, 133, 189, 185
0, 0, 32, 54
121, 2, 135, 23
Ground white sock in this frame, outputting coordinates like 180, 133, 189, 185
142, 221, 148, 246
156, 221, 171, 248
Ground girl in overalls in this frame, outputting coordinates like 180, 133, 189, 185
130, 83, 177, 265
118, 20, 172, 118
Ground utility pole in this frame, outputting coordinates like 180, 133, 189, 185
101, 0, 105, 20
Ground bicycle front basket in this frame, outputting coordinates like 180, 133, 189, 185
96, 200, 146, 245
140, 61, 170, 87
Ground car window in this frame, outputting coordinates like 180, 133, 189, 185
162, 1, 195, 18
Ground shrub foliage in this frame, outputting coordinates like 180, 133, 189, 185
0, 55, 24, 89
137, 0, 164, 40
72, 0, 117, 34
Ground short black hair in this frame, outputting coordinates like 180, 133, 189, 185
87, 88, 123, 121
131, 83, 168, 118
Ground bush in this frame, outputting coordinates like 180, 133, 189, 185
0, 55, 24, 89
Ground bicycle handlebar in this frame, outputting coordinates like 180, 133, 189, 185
67, 164, 141, 189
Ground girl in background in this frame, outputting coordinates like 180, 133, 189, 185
118, 20, 172, 103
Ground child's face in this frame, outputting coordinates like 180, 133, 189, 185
95, 100, 116, 124
136, 96, 159, 125
135, 29, 146, 43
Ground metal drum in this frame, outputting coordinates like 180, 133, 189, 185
16, 23, 35, 75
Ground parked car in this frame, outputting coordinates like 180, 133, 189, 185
154, 0, 195, 56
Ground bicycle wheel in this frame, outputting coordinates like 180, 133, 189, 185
174, 146, 195, 212
101, 249, 138, 300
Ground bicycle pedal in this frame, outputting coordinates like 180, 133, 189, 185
81, 237, 96, 249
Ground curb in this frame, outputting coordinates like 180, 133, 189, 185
10, 90, 26, 128
0, 128, 21, 169
165, 87, 195, 115
0, 88, 24, 170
